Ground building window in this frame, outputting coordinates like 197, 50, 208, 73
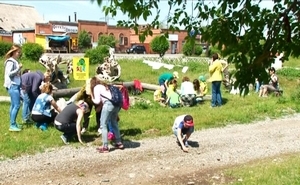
109, 33, 114, 37
119, 33, 124, 45
124, 37, 128, 46
98, 32, 103, 40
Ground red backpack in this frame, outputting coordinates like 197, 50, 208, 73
120, 86, 130, 110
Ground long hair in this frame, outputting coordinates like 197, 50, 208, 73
170, 79, 178, 91
193, 79, 200, 91
90, 77, 107, 97
5, 44, 21, 60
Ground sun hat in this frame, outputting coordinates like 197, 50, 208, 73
183, 115, 194, 127
5, 45, 20, 59
198, 75, 206, 82
173, 71, 179, 79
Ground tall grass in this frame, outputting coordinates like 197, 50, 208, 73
0, 57, 299, 159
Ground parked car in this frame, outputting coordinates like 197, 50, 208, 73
126, 45, 146, 54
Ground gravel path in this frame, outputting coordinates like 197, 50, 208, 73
1, 114, 300, 185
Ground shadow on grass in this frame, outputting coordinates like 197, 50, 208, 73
83, 134, 99, 142
120, 128, 142, 136
222, 98, 229, 105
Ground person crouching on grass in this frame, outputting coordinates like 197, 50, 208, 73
54, 100, 90, 145
172, 115, 194, 152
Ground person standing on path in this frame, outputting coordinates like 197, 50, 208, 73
172, 114, 195, 152
3, 45, 23, 132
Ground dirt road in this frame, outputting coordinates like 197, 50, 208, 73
1, 114, 300, 185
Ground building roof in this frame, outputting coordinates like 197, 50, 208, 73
0, 3, 43, 31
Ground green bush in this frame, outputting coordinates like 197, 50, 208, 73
78, 30, 91, 51
84, 45, 109, 64
182, 41, 193, 56
98, 35, 117, 48
208, 45, 221, 57
0, 41, 13, 57
150, 35, 169, 57
22, 43, 44, 61
194, 45, 203, 56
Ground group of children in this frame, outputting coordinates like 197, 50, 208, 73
154, 71, 208, 108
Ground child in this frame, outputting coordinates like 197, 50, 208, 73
172, 115, 194, 152
193, 79, 202, 103
166, 79, 182, 108
199, 75, 208, 96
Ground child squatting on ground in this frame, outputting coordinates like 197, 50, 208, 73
172, 114, 194, 152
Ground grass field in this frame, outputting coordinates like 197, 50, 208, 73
1, 56, 300, 184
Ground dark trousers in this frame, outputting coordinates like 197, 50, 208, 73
28, 93, 38, 112
211, 81, 222, 107
55, 123, 76, 139
31, 109, 57, 124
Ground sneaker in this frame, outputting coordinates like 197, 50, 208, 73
114, 142, 124, 150
9, 126, 21, 132
39, 123, 47, 131
184, 140, 189, 147
97, 146, 109, 153
60, 135, 69, 145
81, 128, 86, 134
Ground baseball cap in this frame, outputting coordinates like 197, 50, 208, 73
184, 115, 194, 127
173, 71, 179, 79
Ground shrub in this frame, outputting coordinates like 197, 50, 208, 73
208, 45, 221, 57
22, 43, 44, 61
98, 35, 117, 48
150, 35, 169, 57
0, 41, 13, 57
84, 45, 109, 64
182, 41, 193, 56
78, 30, 91, 51
194, 45, 203, 56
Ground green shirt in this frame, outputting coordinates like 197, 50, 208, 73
169, 92, 180, 105
158, 73, 174, 82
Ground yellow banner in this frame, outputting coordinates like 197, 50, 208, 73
73, 57, 89, 80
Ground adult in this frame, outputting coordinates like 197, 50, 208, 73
209, 53, 227, 107
3, 45, 23, 132
90, 77, 124, 153
21, 70, 51, 123
158, 71, 179, 99
180, 76, 196, 106
54, 100, 90, 145
259, 67, 279, 97
31, 83, 61, 131
172, 114, 194, 152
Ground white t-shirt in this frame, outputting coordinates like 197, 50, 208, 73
172, 115, 186, 130
180, 81, 195, 95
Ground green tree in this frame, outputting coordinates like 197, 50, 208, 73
78, 30, 91, 51
91, 0, 300, 92
194, 45, 203, 56
150, 35, 169, 57
98, 35, 117, 48
182, 41, 193, 56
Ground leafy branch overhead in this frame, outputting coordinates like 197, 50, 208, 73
91, 0, 300, 88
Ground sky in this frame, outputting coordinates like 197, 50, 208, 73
3, 0, 274, 28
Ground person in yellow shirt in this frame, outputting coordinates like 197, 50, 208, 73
199, 75, 208, 96
209, 53, 227, 107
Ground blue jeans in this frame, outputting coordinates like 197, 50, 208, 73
21, 90, 30, 121
100, 101, 121, 147
211, 81, 222, 107
8, 84, 21, 126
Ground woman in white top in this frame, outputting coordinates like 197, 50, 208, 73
180, 76, 196, 106
3, 45, 23, 132
90, 77, 124, 153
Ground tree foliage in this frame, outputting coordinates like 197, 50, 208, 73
91, 0, 300, 90
150, 35, 169, 57
78, 30, 91, 50
98, 34, 117, 48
